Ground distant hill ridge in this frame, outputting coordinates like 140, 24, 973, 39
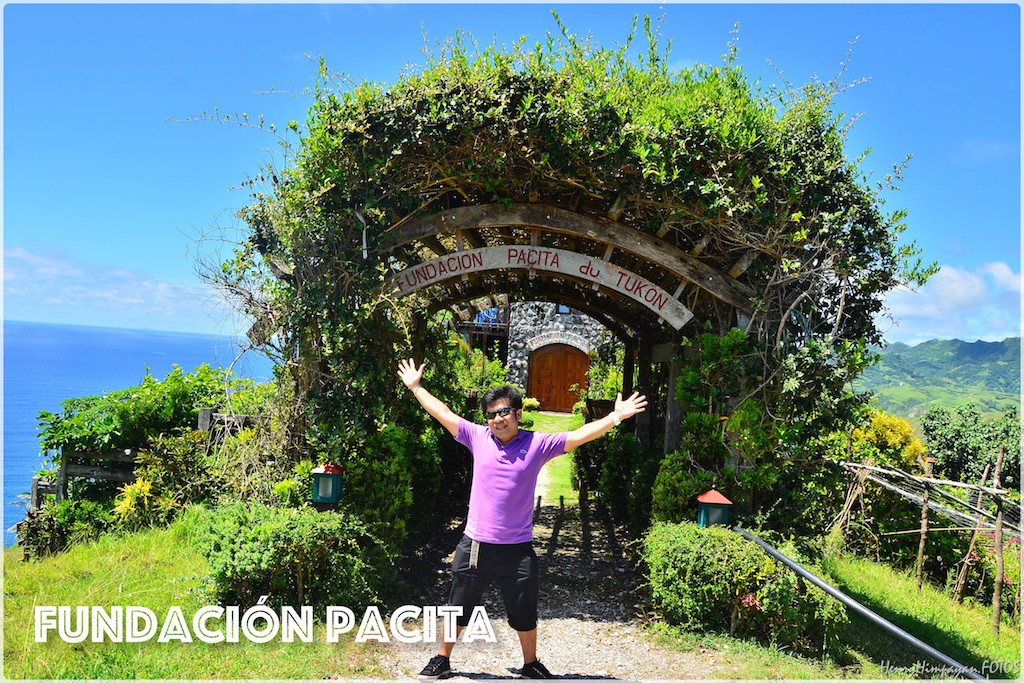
855, 337, 1020, 421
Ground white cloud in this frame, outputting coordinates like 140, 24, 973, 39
3, 245, 239, 334
880, 262, 1021, 345
981, 261, 1021, 293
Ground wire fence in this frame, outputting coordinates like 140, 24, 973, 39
839, 461, 1021, 539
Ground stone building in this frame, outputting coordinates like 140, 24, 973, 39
458, 302, 608, 412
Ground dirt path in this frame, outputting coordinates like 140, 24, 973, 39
375, 500, 716, 679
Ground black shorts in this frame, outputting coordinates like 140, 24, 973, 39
448, 534, 539, 631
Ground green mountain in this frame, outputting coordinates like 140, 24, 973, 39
855, 337, 1020, 422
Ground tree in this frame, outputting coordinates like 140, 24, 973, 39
922, 404, 1020, 489
851, 409, 926, 471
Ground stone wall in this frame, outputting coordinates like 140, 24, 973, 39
506, 302, 607, 390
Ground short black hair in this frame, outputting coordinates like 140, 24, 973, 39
480, 385, 523, 414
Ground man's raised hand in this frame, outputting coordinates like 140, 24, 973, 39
614, 391, 648, 420
398, 358, 425, 390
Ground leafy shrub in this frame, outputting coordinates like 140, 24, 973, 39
652, 412, 726, 522
964, 532, 1022, 621
273, 479, 301, 507
597, 428, 639, 520
206, 426, 292, 507
923, 404, 1020, 490
408, 424, 444, 534
651, 460, 715, 524
113, 479, 177, 531
194, 502, 391, 611
135, 430, 224, 507
38, 365, 228, 455
340, 424, 416, 552
17, 499, 114, 559
522, 397, 541, 412
454, 337, 509, 397
572, 425, 663, 535
626, 444, 664, 537
643, 522, 848, 657
851, 409, 925, 471
752, 456, 846, 538
273, 460, 315, 508
220, 378, 277, 417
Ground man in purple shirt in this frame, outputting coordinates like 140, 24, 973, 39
398, 358, 647, 680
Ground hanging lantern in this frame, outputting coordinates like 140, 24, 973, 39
697, 488, 733, 528
311, 462, 344, 504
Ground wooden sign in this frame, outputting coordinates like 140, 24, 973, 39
386, 246, 693, 329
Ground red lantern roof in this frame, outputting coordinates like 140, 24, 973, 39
697, 489, 733, 505
313, 461, 344, 474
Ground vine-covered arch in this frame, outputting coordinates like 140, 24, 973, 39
215, 16, 934, 534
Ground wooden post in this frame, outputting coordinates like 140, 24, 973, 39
833, 467, 868, 536
663, 356, 684, 455
991, 446, 1005, 634
622, 339, 636, 396
56, 456, 68, 503
915, 459, 932, 592
635, 338, 653, 448
953, 463, 991, 602
29, 476, 41, 513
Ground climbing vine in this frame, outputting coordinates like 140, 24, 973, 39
203, 12, 934, 540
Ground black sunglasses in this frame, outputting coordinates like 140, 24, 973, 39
484, 406, 515, 420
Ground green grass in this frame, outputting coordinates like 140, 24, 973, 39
823, 554, 1021, 678
643, 550, 1021, 679
3, 508, 382, 679
532, 411, 584, 506
645, 622, 884, 679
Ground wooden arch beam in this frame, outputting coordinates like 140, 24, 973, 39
386, 246, 694, 330
381, 203, 753, 313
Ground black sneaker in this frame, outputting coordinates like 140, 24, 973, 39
417, 655, 452, 680
519, 660, 555, 679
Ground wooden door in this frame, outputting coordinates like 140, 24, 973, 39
528, 344, 589, 413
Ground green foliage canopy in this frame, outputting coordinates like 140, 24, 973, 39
208, 16, 937, 548
922, 403, 1020, 490
219, 14, 933, 435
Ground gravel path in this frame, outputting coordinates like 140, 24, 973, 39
376, 493, 715, 680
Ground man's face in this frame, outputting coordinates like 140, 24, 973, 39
484, 398, 522, 443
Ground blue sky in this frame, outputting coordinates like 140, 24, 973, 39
3, 2, 1020, 345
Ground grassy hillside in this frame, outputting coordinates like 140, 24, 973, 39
3, 510, 382, 679
856, 337, 1020, 422
824, 554, 1020, 677
648, 552, 1020, 679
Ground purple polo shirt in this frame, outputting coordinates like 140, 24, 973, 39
456, 417, 568, 544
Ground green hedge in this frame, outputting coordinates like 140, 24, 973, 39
643, 522, 848, 657
194, 502, 391, 612
37, 365, 234, 455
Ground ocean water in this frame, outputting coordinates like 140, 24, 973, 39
2, 320, 275, 547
